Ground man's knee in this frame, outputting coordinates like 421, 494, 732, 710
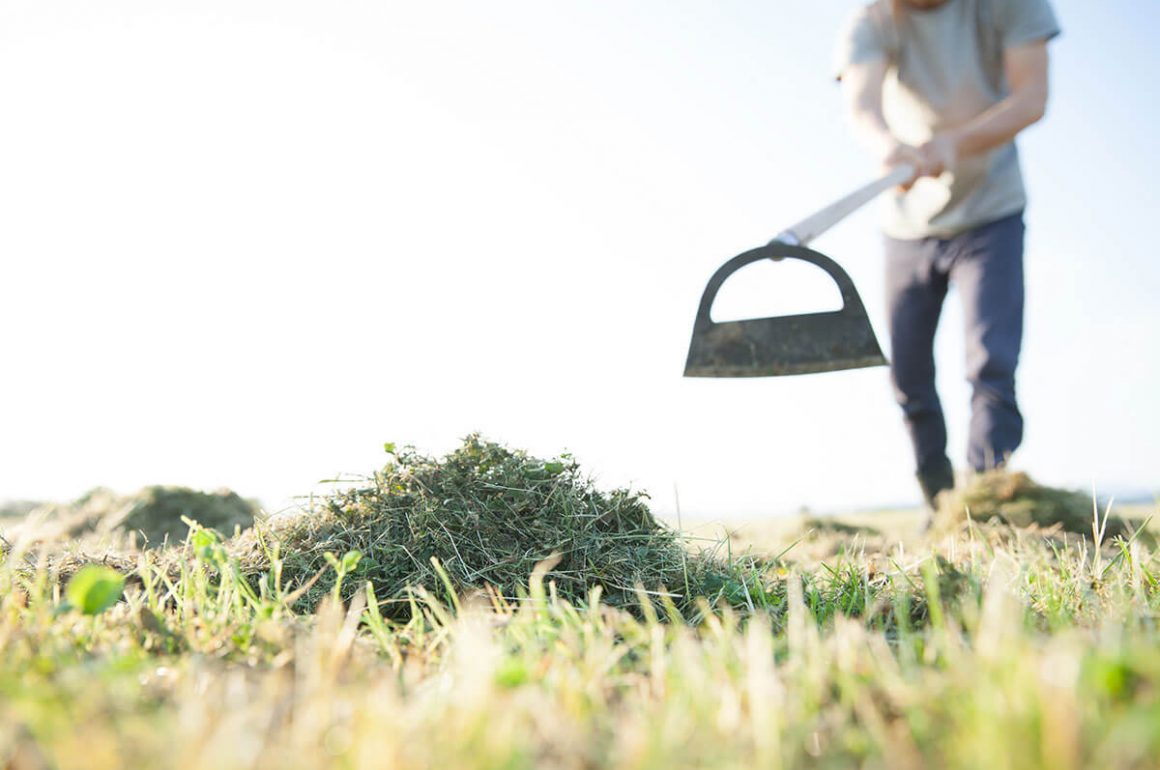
966, 324, 1020, 393
889, 327, 938, 399
891, 372, 942, 417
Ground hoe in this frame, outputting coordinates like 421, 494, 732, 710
684, 164, 914, 378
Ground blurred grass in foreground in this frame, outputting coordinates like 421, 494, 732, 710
2, 501, 1159, 770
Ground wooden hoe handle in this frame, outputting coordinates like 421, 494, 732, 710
772, 163, 916, 247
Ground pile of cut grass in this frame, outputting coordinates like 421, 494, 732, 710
10, 486, 258, 550
114, 486, 258, 546
935, 470, 1137, 539
234, 435, 752, 617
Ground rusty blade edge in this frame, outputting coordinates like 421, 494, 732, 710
683, 355, 888, 378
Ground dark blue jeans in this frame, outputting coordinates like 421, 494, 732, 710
885, 212, 1025, 475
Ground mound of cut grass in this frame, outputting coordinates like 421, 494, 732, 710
15, 486, 259, 549
934, 470, 1135, 539
235, 435, 748, 617
0, 499, 41, 519
114, 486, 259, 546
798, 515, 882, 537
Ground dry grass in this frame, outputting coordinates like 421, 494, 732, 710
2, 443, 1157, 769
2, 489, 1158, 769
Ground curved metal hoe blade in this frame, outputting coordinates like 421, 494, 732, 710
684, 242, 887, 378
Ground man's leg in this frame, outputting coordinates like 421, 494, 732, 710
951, 212, 1026, 472
885, 235, 953, 506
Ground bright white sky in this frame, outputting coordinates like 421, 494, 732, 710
2, 1, 1157, 517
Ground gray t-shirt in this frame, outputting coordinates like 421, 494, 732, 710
834, 0, 1060, 240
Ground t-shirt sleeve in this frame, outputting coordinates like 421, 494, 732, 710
833, 6, 888, 81
995, 0, 1061, 49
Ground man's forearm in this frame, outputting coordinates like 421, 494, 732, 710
918, 41, 1050, 178
842, 58, 906, 162
947, 87, 1047, 159
851, 109, 898, 161
944, 40, 1050, 162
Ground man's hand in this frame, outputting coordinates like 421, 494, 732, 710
917, 132, 958, 178
883, 143, 925, 190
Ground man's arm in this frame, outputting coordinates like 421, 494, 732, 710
840, 58, 924, 187
920, 40, 1051, 176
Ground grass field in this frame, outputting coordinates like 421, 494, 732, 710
2, 471, 1159, 769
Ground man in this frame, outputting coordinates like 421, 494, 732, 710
834, 0, 1060, 510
